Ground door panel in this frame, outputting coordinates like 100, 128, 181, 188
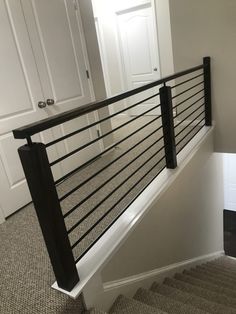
22, 0, 101, 177
0, 0, 49, 217
117, 4, 161, 115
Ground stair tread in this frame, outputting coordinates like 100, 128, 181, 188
109, 295, 167, 314
175, 272, 236, 299
134, 287, 207, 314
164, 276, 236, 308
185, 268, 236, 290
88, 309, 107, 314
151, 282, 236, 314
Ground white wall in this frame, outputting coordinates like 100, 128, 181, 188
223, 153, 236, 211
169, 0, 236, 153
101, 132, 224, 281
92, 0, 174, 113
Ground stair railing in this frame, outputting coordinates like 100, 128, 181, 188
13, 57, 211, 292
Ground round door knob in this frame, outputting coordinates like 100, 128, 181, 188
153, 67, 158, 72
46, 99, 55, 106
38, 101, 46, 109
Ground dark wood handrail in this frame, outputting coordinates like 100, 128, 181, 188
13, 63, 204, 139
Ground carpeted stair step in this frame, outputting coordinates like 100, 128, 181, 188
206, 257, 236, 270
109, 295, 167, 314
164, 277, 236, 308
175, 272, 236, 299
195, 264, 236, 281
87, 309, 107, 314
134, 287, 207, 314
151, 282, 236, 314
184, 268, 236, 290
201, 262, 236, 278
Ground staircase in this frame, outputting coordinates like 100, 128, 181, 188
89, 256, 236, 313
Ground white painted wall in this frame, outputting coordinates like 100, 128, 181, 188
169, 0, 236, 153
101, 132, 224, 281
223, 153, 236, 211
92, 0, 174, 113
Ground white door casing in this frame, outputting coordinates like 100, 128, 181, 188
0, 0, 100, 218
117, 3, 161, 116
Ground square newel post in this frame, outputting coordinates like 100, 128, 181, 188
203, 56, 212, 126
160, 85, 177, 169
18, 142, 79, 291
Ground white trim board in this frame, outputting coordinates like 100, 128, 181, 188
52, 125, 213, 300
97, 251, 224, 311
104, 250, 225, 292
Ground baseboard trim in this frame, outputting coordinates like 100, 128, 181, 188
104, 250, 225, 291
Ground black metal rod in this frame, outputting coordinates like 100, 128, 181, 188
54, 115, 163, 185
203, 57, 212, 126
174, 103, 205, 131
74, 164, 166, 263
13, 64, 204, 140
172, 89, 204, 110
172, 81, 204, 99
160, 86, 177, 169
174, 96, 205, 118
175, 110, 205, 139
63, 135, 164, 217
68, 146, 165, 236
49, 103, 160, 167
46, 93, 160, 148
62, 127, 163, 205
18, 143, 79, 292
71, 155, 166, 249
176, 117, 206, 147
177, 118, 205, 154
171, 73, 203, 89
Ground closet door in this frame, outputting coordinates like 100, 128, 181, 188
22, 0, 101, 177
0, 0, 60, 218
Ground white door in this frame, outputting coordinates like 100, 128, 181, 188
0, 0, 100, 218
117, 3, 161, 116
22, 0, 101, 177
0, 0, 58, 218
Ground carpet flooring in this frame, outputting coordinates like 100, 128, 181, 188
0, 114, 204, 313
92, 256, 236, 313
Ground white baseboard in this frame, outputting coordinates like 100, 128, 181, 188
98, 251, 224, 311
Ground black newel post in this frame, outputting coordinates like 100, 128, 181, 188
160, 85, 177, 169
203, 56, 212, 126
18, 142, 79, 291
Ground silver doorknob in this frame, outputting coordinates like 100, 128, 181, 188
153, 68, 158, 72
38, 101, 46, 109
46, 99, 55, 106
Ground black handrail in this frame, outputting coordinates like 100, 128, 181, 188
14, 57, 211, 293
13, 64, 204, 140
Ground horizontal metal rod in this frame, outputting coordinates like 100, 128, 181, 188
171, 73, 204, 89
54, 115, 163, 185
172, 89, 204, 110
176, 121, 206, 150
49, 104, 161, 167
46, 93, 160, 148
174, 96, 205, 118
62, 128, 163, 205
13, 63, 204, 139
174, 104, 205, 133
175, 110, 205, 140
172, 81, 204, 100
176, 117, 206, 147
69, 146, 165, 236
71, 155, 166, 249
63, 135, 164, 217
74, 164, 166, 263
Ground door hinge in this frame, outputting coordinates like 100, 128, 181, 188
86, 70, 90, 79
97, 129, 101, 138
73, 0, 78, 11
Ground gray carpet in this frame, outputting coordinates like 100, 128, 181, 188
0, 112, 204, 313
93, 256, 236, 313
